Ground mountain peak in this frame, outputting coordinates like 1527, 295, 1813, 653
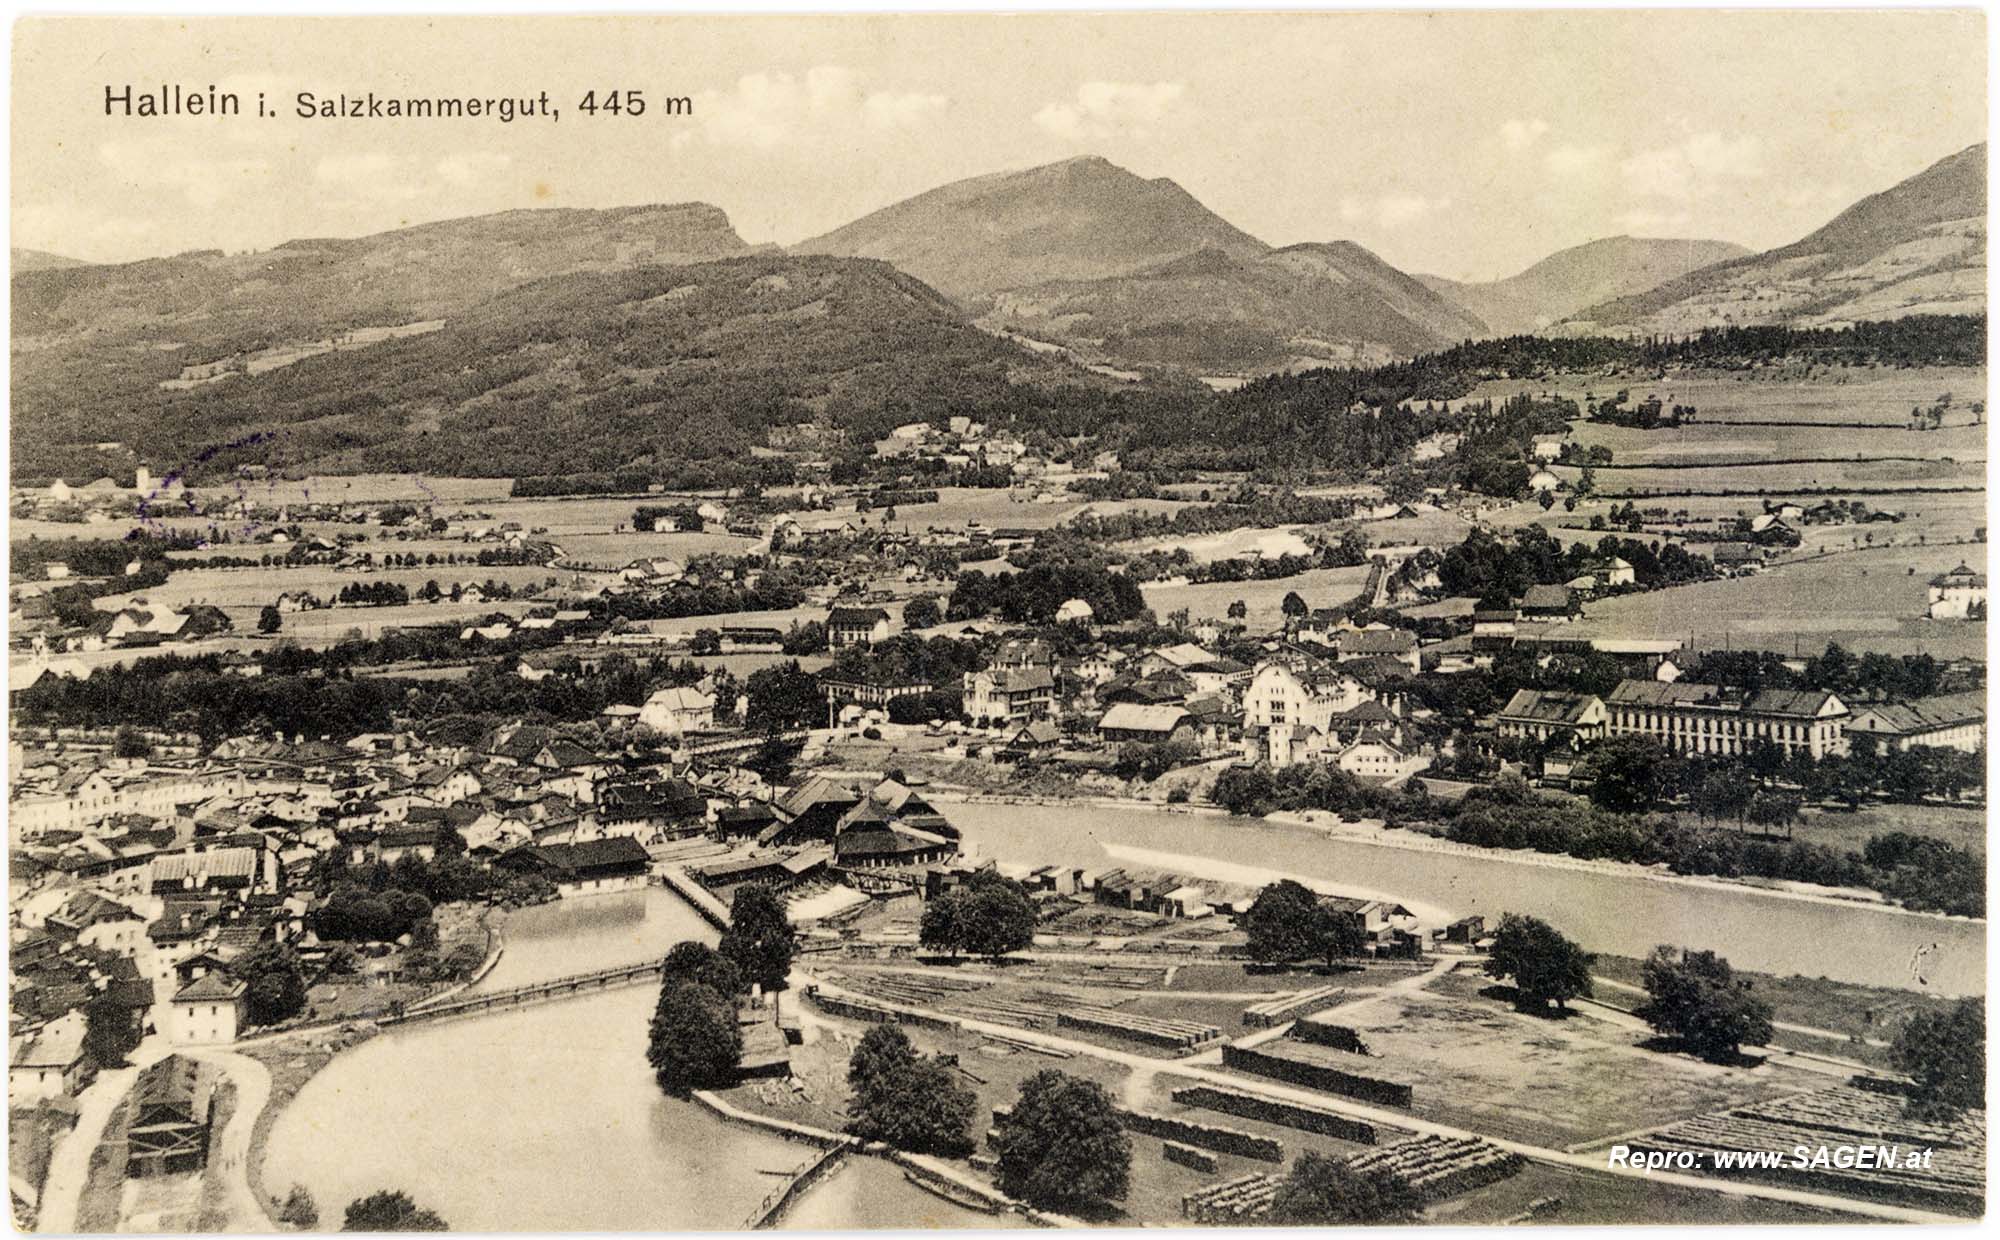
793, 156, 1267, 302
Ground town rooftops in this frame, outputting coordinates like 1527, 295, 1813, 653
1606, 679, 1845, 719
1337, 629, 1417, 655
1497, 688, 1602, 726
1098, 703, 1191, 733
1848, 692, 1987, 736
983, 666, 1055, 692
172, 972, 247, 1003
1519, 584, 1577, 612
827, 606, 890, 627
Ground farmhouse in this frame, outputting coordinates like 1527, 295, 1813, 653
1711, 542, 1765, 574
171, 971, 247, 1044
8, 1011, 92, 1101
1097, 703, 1195, 744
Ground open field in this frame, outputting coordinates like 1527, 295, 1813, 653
1141, 564, 1373, 626
1551, 458, 1984, 496
1571, 420, 1985, 468
1566, 543, 1988, 659
1461, 365, 1988, 430
1372, 970, 1827, 1149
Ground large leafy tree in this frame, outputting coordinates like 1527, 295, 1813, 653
341, 1190, 448, 1231
719, 885, 797, 993
921, 872, 1035, 961
1240, 880, 1365, 968
1892, 998, 1985, 1120
646, 979, 743, 1094
1482, 913, 1593, 1012
83, 992, 142, 1067
232, 942, 308, 1026
660, 940, 743, 997
1633, 946, 1774, 1063
844, 1025, 976, 1156
1267, 1152, 1423, 1225
993, 1070, 1131, 1213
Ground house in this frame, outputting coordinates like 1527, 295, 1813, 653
148, 847, 270, 898
1004, 719, 1063, 758
963, 666, 1056, 725
1712, 542, 1764, 574
1054, 598, 1095, 624
639, 685, 716, 735
1605, 680, 1848, 758
496, 836, 652, 897
1530, 434, 1567, 462
1846, 693, 1986, 753
1334, 629, 1420, 674
1335, 738, 1426, 784
1496, 689, 1608, 745
1097, 703, 1195, 744
125, 1056, 216, 1176
719, 626, 786, 653
826, 607, 891, 649
1518, 584, 1580, 623
1926, 563, 1987, 619
171, 971, 247, 1044
1527, 468, 1562, 493
9, 1011, 93, 1101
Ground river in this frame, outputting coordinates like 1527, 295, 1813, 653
941, 801, 1985, 995
262, 888, 1002, 1231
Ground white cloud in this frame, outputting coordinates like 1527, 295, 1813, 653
436, 152, 513, 187
1622, 132, 1764, 201
1339, 192, 1452, 229
690, 67, 951, 149
312, 152, 426, 203
1544, 143, 1610, 177
1499, 118, 1549, 151
98, 142, 271, 209
1032, 81, 1185, 142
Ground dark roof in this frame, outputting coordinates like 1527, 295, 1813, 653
1498, 689, 1602, 726
827, 607, 890, 627
1519, 584, 1576, 611
506, 835, 651, 879
1606, 679, 1843, 718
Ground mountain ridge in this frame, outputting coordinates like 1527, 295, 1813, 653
1419, 235, 1752, 336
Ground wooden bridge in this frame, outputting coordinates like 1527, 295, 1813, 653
391, 959, 664, 1025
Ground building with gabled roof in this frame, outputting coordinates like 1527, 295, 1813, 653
126, 1055, 216, 1175
1606, 679, 1848, 758
1846, 693, 1985, 753
1496, 689, 1608, 746
171, 971, 247, 1044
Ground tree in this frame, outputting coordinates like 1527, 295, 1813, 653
258, 604, 283, 634
719, 885, 797, 992
1226, 599, 1248, 620
83, 991, 141, 1067
1482, 913, 1593, 1012
1892, 998, 1984, 1119
646, 979, 742, 1094
1280, 591, 1309, 626
902, 594, 941, 630
1240, 880, 1364, 969
1240, 880, 1322, 966
1633, 946, 1773, 1063
1267, 1152, 1423, 1225
844, 1025, 977, 1156
278, 1184, 319, 1228
1584, 736, 1670, 813
661, 940, 743, 997
232, 943, 307, 1026
922, 872, 1036, 960
993, 1070, 1131, 1212
341, 1190, 447, 1231
112, 725, 151, 759
744, 662, 822, 731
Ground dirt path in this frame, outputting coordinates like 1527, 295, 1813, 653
178, 1047, 275, 1232
35, 1037, 171, 1232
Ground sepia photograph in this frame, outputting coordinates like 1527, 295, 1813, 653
5, 8, 1989, 1232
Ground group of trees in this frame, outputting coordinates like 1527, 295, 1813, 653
233, 942, 310, 1027
646, 890, 797, 1095
843, 1025, 977, 1155
1239, 880, 1365, 969
919, 872, 1038, 960
947, 560, 1148, 626
309, 884, 435, 944
341, 1190, 447, 1231
1632, 946, 1774, 1063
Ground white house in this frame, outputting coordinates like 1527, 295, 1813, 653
639, 685, 716, 735
171, 972, 247, 1044
9, 1011, 93, 1100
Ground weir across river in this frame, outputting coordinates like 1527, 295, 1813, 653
392, 958, 665, 1025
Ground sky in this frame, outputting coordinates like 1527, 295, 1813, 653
11, 11, 1988, 281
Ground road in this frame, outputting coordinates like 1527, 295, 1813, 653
34, 1037, 169, 1232
179, 1047, 275, 1232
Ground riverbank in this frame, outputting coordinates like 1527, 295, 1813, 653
932, 789, 1980, 930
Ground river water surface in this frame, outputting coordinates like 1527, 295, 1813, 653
942, 801, 1985, 995
262, 888, 1001, 1230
